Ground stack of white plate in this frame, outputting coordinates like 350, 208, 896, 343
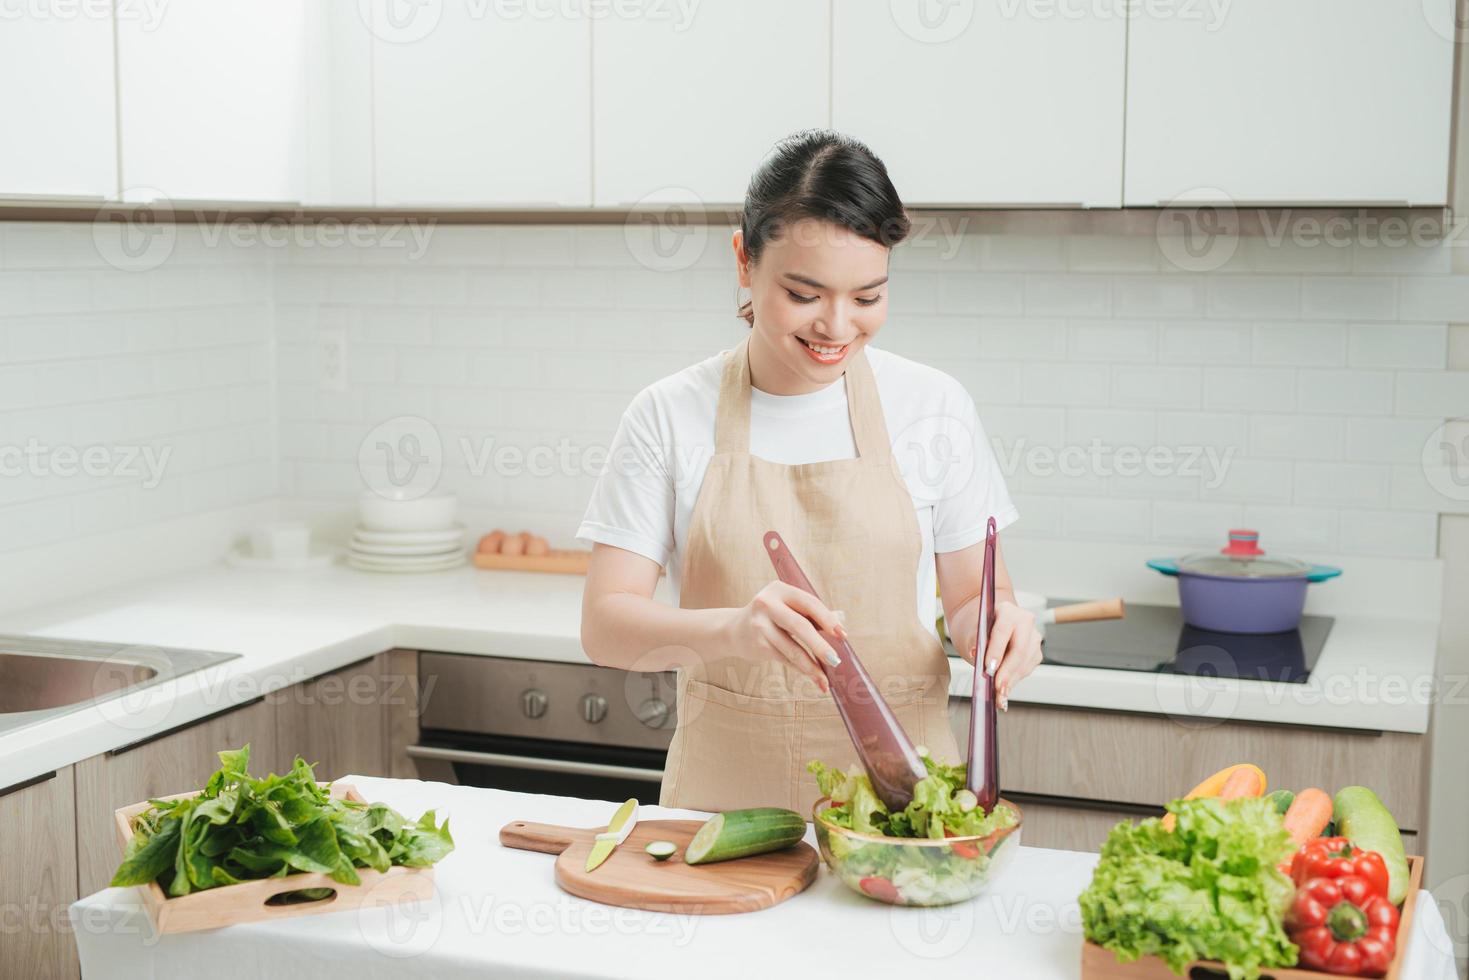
347, 492, 466, 573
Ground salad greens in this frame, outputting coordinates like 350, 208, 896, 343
807, 753, 1021, 906
111, 745, 454, 898
1079, 796, 1298, 980
807, 754, 1019, 839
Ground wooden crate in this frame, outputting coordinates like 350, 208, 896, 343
113, 783, 434, 934
1082, 855, 1425, 980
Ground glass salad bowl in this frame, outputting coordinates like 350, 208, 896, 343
811, 796, 1023, 907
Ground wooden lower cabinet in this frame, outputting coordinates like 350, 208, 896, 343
73, 698, 278, 898
1009, 796, 1159, 853
947, 700, 1429, 850
0, 767, 79, 980
272, 653, 394, 781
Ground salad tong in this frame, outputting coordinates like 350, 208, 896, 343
965, 516, 1000, 813
763, 531, 927, 811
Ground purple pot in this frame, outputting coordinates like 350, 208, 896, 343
1148, 530, 1342, 635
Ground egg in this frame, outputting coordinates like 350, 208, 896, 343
526, 535, 550, 556
499, 532, 528, 557
477, 529, 507, 554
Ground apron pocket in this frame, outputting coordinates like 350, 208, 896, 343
662, 679, 799, 812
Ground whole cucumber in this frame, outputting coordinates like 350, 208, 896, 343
1333, 786, 1409, 904
683, 807, 805, 865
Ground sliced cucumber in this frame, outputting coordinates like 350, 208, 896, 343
645, 840, 677, 861
683, 807, 805, 865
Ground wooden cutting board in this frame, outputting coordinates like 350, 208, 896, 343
499, 818, 818, 914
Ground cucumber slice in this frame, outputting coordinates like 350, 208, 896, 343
683, 807, 805, 865
645, 840, 677, 861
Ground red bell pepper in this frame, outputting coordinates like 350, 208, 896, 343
1291, 837, 1391, 898
1287, 875, 1399, 977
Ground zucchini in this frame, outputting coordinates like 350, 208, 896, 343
683, 807, 805, 865
1334, 786, 1409, 904
645, 840, 677, 861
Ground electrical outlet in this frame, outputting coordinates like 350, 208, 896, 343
318, 327, 348, 391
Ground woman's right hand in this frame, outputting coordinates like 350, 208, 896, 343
722, 581, 845, 690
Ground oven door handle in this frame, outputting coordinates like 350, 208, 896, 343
406, 744, 665, 782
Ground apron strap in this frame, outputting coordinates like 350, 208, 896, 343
712, 335, 892, 460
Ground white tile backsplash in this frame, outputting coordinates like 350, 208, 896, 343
1, 220, 1465, 574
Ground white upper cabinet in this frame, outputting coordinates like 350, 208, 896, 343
371, 3, 590, 207
1125, 0, 1455, 206
832, 1, 1125, 208
592, 0, 829, 207
0, 6, 117, 199
117, 0, 309, 203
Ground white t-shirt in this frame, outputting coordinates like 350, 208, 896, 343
576, 344, 1019, 637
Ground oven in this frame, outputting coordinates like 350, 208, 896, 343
407, 652, 678, 803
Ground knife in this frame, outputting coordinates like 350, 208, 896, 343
584, 797, 639, 872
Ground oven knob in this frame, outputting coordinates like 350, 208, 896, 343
521, 689, 548, 719
636, 698, 670, 729
581, 693, 608, 724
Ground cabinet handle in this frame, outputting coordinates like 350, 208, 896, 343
107, 696, 266, 758
0, 769, 56, 800
406, 744, 664, 782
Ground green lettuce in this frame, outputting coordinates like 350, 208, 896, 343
111, 744, 454, 897
807, 753, 1019, 841
1078, 796, 1298, 980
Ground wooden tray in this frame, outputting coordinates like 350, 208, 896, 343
500, 818, 818, 914
113, 782, 434, 934
1081, 855, 1425, 980
473, 549, 591, 574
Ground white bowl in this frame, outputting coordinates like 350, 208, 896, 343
357, 491, 459, 532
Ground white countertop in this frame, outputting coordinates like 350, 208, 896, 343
68, 776, 1460, 980
0, 559, 1440, 790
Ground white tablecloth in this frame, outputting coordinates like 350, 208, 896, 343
70, 776, 1461, 980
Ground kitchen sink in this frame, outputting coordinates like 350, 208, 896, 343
0, 634, 240, 737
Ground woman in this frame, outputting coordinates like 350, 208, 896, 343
577, 130, 1042, 815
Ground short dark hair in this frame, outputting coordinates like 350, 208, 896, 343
737, 130, 910, 326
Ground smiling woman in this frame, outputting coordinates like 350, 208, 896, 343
576, 130, 1043, 815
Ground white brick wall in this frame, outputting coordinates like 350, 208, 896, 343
3, 219, 1464, 566
0, 222, 275, 557
269, 223, 1468, 559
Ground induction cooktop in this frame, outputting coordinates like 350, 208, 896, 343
1040, 601, 1333, 684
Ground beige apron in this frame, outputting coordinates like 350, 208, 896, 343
659, 337, 960, 815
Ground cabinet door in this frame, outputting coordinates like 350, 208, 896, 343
1125, 0, 1455, 206
116, 0, 308, 202
273, 654, 389, 781
833, 1, 1124, 208
0, 768, 78, 980
593, 0, 828, 206
372, 3, 590, 206
0, 9, 116, 199
1008, 796, 1154, 853
74, 698, 277, 897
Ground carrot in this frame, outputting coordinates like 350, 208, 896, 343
1218, 766, 1264, 800
1162, 763, 1267, 830
1282, 787, 1333, 847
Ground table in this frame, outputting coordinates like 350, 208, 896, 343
70, 776, 1460, 979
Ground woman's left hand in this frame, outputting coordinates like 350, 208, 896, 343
979, 599, 1043, 711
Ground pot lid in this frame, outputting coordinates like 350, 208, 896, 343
1176, 530, 1312, 579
